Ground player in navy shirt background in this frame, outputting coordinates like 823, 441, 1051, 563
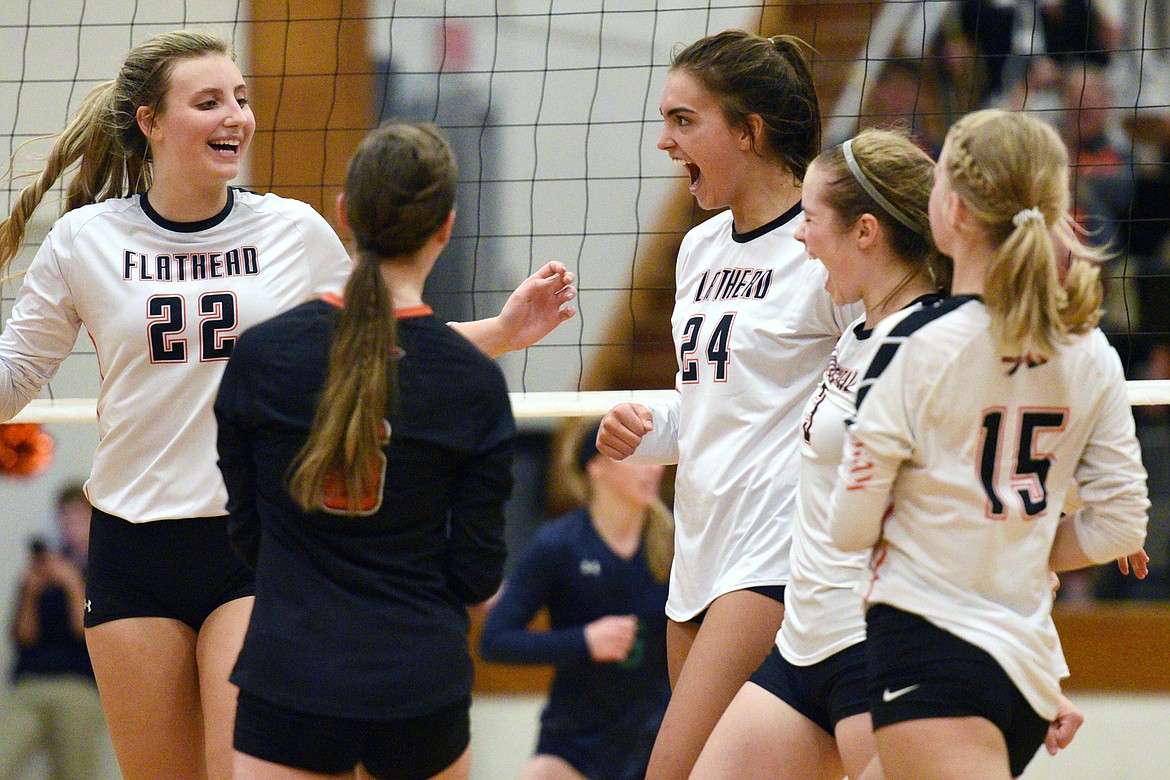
481, 419, 672, 780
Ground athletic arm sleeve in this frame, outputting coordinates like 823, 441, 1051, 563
214, 339, 261, 568
0, 230, 83, 421
827, 348, 916, 552
480, 534, 590, 665
625, 387, 681, 465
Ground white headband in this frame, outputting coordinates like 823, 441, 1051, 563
841, 138, 918, 232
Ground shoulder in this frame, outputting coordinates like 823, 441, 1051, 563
405, 317, 507, 380
528, 508, 590, 550
235, 299, 334, 359
680, 210, 734, 249
50, 197, 138, 235
885, 295, 980, 341
854, 296, 981, 407
232, 189, 333, 229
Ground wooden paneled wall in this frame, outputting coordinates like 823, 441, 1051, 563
247, 0, 372, 241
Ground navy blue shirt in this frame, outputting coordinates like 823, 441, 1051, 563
11, 583, 93, 682
480, 507, 670, 735
216, 299, 514, 719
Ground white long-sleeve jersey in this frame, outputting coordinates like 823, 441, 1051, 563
779, 297, 940, 665
0, 189, 352, 522
632, 206, 860, 621
828, 295, 1148, 720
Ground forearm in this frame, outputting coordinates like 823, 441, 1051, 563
481, 624, 589, 665
11, 587, 41, 647
449, 317, 512, 359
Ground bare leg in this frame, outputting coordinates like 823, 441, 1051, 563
874, 717, 1012, 780
644, 590, 783, 780
519, 754, 589, 780
197, 596, 254, 780
665, 618, 698, 688
86, 617, 207, 780
692, 681, 843, 780
835, 711, 878, 780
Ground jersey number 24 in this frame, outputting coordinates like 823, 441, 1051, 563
680, 313, 736, 383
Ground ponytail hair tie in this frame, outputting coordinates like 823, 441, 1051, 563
1012, 206, 1045, 228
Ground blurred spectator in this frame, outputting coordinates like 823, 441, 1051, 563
0, 484, 114, 780
480, 420, 672, 780
920, 14, 994, 154
1063, 62, 1132, 249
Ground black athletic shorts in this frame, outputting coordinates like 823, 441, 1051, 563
687, 585, 786, 625
534, 709, 661, 780
750, 642, 869, 735
234, 689, 470, 779
866, 604, 1050, 778
84, 507, 255, 630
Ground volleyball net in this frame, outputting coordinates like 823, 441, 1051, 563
2, 0, 1169, 423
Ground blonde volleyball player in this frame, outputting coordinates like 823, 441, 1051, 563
828, 109, 1149, 780
597, 30, 861, 779
0, 31, 574, 780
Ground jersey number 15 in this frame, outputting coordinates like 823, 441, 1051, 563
977, 408, 1068, 519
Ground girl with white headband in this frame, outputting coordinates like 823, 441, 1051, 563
827, 109, 1148, 779
692, 127, 948, 780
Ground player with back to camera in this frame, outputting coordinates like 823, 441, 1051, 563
827, 108, 1149, 780
596, 29, 862, 779
0, 29, 575, 780
479, 418, 673, 780
216, 121, 514, 780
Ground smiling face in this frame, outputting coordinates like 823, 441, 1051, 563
657, 68, 751, 212
140, 52, 254, 192
795, 160, 865, 306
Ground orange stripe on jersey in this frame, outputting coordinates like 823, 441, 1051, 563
318, 293, 433, 321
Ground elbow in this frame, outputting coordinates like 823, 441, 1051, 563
829, 525, 874, 554
478, 631, 502, 662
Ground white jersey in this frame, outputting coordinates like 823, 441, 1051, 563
828, 296, 1148, 719
632, 206, 860, 621
779, 297, 939, 665
0, 189, 352, 522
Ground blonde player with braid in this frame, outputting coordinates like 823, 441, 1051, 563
215, 122, 513, 780
828, 109, 1148, 780
0, 30, 573, 780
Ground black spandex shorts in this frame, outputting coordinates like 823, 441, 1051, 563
84, 507, 255, 631
234, 689, 470, 779
866, 604, 1050, 778
750, 642, 869, 735
687, 584, 786, 625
